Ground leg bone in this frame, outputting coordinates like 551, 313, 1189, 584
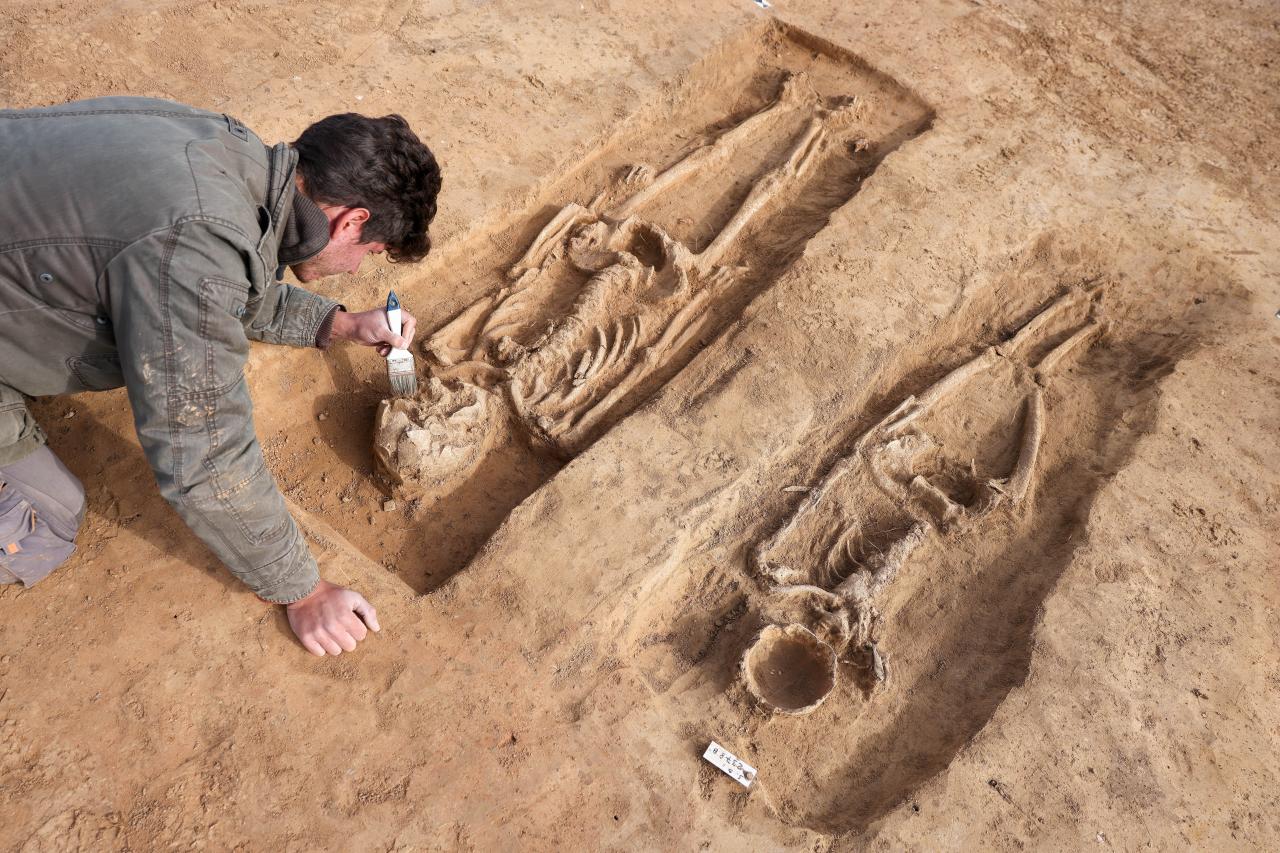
695, 118, 829, 272
1005, 388, 1045, 504
607, 73, 811, 220
998, 289, 1089, 360
1034, 320, 1104, 379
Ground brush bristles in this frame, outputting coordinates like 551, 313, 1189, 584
387, 353, 418, 396
389, 372, 418, 396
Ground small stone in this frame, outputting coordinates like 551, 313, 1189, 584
382, 499, 397, 512
317, 412, 329, 421
312, 437, 320, 445
341, 495, 351, 504
63, 410, 76, 419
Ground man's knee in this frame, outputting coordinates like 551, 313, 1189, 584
0, 446, 86, 587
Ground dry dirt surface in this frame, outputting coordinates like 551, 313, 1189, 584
2, 0, 1279, 850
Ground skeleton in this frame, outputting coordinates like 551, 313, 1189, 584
749, 289, 1106, 692
426, 73, 866, 456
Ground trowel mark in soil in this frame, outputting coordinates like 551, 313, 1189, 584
359, 23, 934, 593
623, 251, 1233, 833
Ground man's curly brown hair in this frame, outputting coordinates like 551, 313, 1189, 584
293, 113, 442, 263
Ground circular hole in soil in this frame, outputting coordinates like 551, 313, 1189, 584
624, 223, 668, 270
742, 624, 837, 715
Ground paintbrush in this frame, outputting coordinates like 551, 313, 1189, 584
384, 290, 418, 397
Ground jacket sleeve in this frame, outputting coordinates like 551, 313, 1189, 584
245, 280, 341, 348
107, 220, 321, 603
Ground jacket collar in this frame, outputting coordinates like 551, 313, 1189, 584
263, 142, 297, 234
262, 142, 330, 271
277, 193, 330, 266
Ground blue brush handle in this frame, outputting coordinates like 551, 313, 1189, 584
385, 290, 408, 356
386, 290, 403, 337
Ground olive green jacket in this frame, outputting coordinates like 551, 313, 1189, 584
0, 97, 337, 603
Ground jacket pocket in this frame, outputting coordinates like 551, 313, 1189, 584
198, 277, 250, 389
66, 353, 125, 391
0, 491, 35, 549
0, 486, 74, 586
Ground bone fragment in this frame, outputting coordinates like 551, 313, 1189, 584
909, 475, 964, 527
425, 293, 500, 366
1035, 320, 1103, 378
527, 374, 551, 405
508, 203, 596, 278
553, 377, 593, 414
999, 289, 1089, 358
915, 347, 1001, 410
585, 326, 609, 379
603, 319, 626, 370
853, 603, 877, 649
764, 564, 810, 586
1006, 388, 1045, 504
620, 315, 642, 361
571, 351, 592, 384
772, 584, 845, 610
621, 163, 653, 188
881, 396, 924, 436
868, 642, 887, 684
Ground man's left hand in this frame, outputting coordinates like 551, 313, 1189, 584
286, 579, 381, 656
330, 307, 417, 357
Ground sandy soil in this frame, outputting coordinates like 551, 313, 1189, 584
2, 0, 1278, 849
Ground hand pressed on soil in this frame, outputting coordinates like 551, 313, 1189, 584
286, 579, 381, 656
331, 306, 418, 357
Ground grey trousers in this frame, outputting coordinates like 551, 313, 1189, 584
0, 446, 86, 586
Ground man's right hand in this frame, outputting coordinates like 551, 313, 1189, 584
329, 306, 417, 357
285, 579, 381, 656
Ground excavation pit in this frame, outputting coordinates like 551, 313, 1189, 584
298, 21, 933, 594
742, 624, 838, 715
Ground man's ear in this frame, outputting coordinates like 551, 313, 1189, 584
328, 207, 371, 243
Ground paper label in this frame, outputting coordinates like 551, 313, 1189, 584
702, 741, 757, 788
